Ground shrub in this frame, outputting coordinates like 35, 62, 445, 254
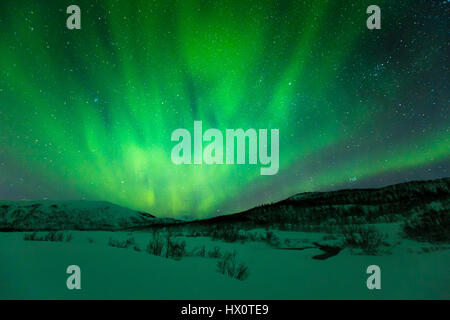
210, 225, 242, 242
165, 233, 186, 260
65, 233, 73, 242
45, 231, 64, 241
208, 246, 222, 258
108, 237, 135, 249
24, 232, 38, 241
193, 245, 206, 257
146, 230, 187, 259
24, 231, 72, 242
146, 230, 164, 256
261, 229, 280, 247
403, 208, 449, 242
217, 251, 250, 281
341, 225, 385, 255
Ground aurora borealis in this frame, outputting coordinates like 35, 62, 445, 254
0, 0, 448, 218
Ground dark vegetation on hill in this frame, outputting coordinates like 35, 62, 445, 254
184, 178, 449, 230
172, 178, 449, 244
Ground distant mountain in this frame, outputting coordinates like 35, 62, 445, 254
1, 178, 449, 232
0, 200, 177, 231
189, 177, 450, 228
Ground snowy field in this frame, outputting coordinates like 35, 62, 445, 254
0, 225, 449, 300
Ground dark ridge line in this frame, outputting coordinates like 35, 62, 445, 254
175, 177, 450, 225
1, 177, 448, 232
288, 176, 450, 199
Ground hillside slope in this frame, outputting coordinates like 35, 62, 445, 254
191, 178, 450, 228
0, 200, 175, 231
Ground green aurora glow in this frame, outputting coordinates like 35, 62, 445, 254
0, 0, 448, 217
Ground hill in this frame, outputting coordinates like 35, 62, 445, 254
1, 178, 449, 232
187, 177, 450, 230
0, 200, 176, 231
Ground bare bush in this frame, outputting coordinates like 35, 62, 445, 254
403, 208, 449, 243
261, 229, 280, 247
341, 225, 386, 255
217, 251, 250, 281
210, 225, 241, 242
65, 233, 73, 242
165, 232, 186, 260
145, 230, 187, 260
24, 231, 72, 242
108, 237, 135, 249
146, 230, 164, 256
24, 232, 38, 241
193, 245, 206, 257
208, 246, 222, 258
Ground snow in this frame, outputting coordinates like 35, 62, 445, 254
0, 226, 449, 299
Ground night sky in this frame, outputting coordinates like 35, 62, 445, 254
0, 0, 448, 218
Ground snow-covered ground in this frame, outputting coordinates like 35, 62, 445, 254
0, 225, 449, 299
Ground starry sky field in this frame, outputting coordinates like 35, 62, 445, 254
0, 0, 448, 218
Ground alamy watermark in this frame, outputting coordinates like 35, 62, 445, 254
171, 121, 279, 175
65, 5, 380, 31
